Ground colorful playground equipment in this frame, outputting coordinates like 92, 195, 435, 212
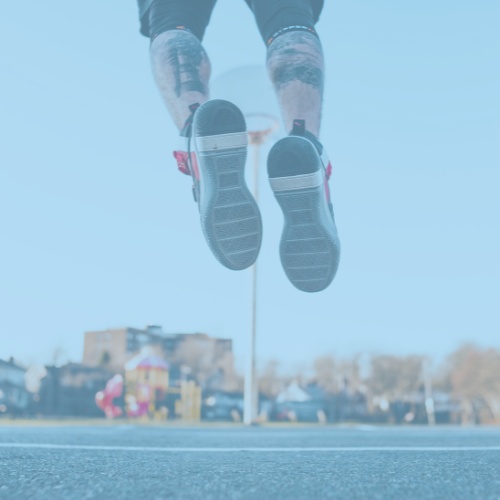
95, 374, 123, 419
124, 350, 169, 419
95, 348, 201, 421
175, 380, 202, 421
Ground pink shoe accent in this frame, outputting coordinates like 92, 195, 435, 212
173, 150, 200, 180
173, 151, 190, 176
325, 162, 332, 180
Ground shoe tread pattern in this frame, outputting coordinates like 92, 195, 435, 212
194, 100, 262, 270
268, 136, 340, 292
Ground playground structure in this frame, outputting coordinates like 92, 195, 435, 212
95, 374, 123, 419
95, 348, 201, 421
175, 380, 202, 422
124, 351, 169, 419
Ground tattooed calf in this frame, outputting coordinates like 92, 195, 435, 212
152, 30, 209, 97
267, 31, 324, 92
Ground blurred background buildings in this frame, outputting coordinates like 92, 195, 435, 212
1, 326, 499, 425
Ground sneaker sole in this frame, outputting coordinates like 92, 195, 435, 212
268, 136, 340, 292
193, 99, 262, 270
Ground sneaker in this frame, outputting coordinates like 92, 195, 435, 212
173, 100, 262, 270
267, 120, 340, 292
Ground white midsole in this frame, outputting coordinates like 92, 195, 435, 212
196, 132, 248, 152
269, 170, 323, 192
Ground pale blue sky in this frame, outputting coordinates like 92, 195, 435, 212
1, 1, 499, 371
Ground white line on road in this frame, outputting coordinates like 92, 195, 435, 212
1, 443, 500, 453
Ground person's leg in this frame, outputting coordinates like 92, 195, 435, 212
267, 30, 324, 137
137, 0, 262, 271
247, 0, 324, 137
144, 0, 217, 130
249, 0, 340, 292
151, 30, 210, 131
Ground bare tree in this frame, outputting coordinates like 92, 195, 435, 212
173, 337, 241, 391
367, 355, 424, 401
259, 360, 283, 397
173, 337, 217, 387
445, 344, 500, 424
313, 355, 338, 394
218, 351, 242, 392
336, 356, 363, 393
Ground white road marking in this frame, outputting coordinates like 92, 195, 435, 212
1, 443, 500, 453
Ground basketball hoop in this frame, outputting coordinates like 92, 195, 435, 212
245, 113, 280, 146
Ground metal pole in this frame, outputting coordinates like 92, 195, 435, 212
244, 143, 260, 425
242, 114, 278, 426
423, 358, 436, 426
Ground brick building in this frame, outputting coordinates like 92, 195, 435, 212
82, 325, 233, 378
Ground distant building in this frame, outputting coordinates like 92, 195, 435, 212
0, 358, 30, 415
82, 325, 233, 378
83, 327, 151, 373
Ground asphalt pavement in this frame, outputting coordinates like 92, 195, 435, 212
1, 424, 499, 499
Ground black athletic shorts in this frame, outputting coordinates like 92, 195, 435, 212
137, 0, 324, 45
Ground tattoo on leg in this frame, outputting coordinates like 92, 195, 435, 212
267, 31, 324, 92
152, 30, 209, 97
